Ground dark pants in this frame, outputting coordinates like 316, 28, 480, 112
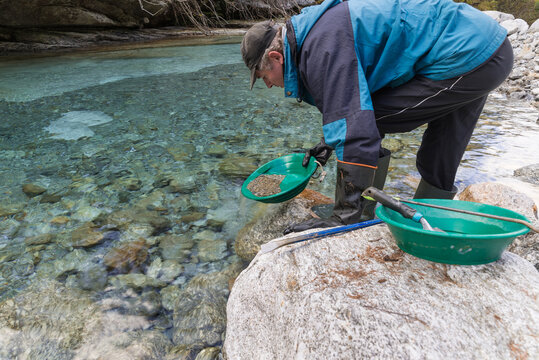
372, 38, 514, 191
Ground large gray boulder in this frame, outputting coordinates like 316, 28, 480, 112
224, 225, 539, 359
224, 182, 539, 359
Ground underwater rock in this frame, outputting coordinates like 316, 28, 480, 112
39, 193, 62, 203
206, 143, 227, 157
218, 155, 258, 178
172, 261, 244, 349
103, 239, 149, 273
24, 233, 54, 246
77, 263, 108, 291
147, 257, 184, 283
106, 208, 172, 235
70, 222, 105, 248
168, 176, 198, 194
22, 183, 46, 197
197, 238, 228, 263
161, 285, 182, 312
109, 273, 167, 289
158, 234, 195, 262
44, 111, 113, 141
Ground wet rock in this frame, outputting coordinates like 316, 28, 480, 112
235, 189, 333, 262
24, 233, 54, 246
161, 285, 182, 311
147, 257, 184, 283
168, 176, 198, 193
77, 329, 172, 360
514, 163, 539, 185
458, 182, 538, 221
51, 216, 70, 225
180, 212, 205, 224
195, 347, 221, 360
39, 193, 62, 203
167, 144, 196, 161
77, 263, 108, 291
172, 261, 244, 348
101, 290, 163, 317
224, 224, 539, 359
103, 239, 149, 273
122, 177, 143, 191
109, 273, 167, 289
70, 222, 105, 247
206, 143, 227, 157
218, 155, 258, 178
0, 279, 168, 358
50, 249, 88, 279
22, 183, 46, 197
159, 234, 195, 262
197, 238, 228, 263
458, 182, 539, 269
106, 208, 171, 235
0, 203, 24, 217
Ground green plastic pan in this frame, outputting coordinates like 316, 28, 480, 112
241, 153, 317, 203
375, 198, 531, 265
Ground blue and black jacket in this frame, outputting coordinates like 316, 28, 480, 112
283, 0, 507, 169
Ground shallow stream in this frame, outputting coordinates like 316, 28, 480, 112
0, 40, 538, 357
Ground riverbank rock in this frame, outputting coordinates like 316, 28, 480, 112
224, 224, 539, 359
234, 189, 333, 262
486, 12, 539, 110
458, 182, 539, 270
224, 182, 539, 359
514, 163, 539, 185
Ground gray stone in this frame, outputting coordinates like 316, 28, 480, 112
172, 261, 245, 348
224, 225, 539, 359
530, 19, 539, 33
77, 263, 108, 291
501, 19, 529, 36
235, 189, 333, 262
514, 163, 539, 185
483, 11, 514, 23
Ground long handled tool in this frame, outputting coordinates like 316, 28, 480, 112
260, 219, 383, 254
362, 187, 538, 233
362, 187, 442, 232
400, 198, 538, 233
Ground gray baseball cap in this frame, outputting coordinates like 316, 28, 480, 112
241, 21, 279, 89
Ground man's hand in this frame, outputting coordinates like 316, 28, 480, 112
303, 138, 333, 167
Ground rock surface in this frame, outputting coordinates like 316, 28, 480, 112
224, 183, 539, 359
224, 224, 539, 359
234, 189, 333, 262
458, 182, 539, 270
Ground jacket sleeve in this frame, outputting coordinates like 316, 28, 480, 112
298, 2, 381, 169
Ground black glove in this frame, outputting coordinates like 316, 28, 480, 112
303, 138, 333, 167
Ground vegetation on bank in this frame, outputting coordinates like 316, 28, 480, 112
158, 0, 538, 29
455, 0, 539, 24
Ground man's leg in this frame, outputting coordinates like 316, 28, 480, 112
371, 38, 513, 193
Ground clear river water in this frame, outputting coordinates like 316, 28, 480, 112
0, 39, 538, 358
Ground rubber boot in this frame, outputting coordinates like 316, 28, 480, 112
361, 148, 391, 220
283, 161, 376, 234
413, 178, 458, 199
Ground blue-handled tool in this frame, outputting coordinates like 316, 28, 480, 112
260, 219, 383, 254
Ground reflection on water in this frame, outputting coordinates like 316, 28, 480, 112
0, 43, 537, 357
